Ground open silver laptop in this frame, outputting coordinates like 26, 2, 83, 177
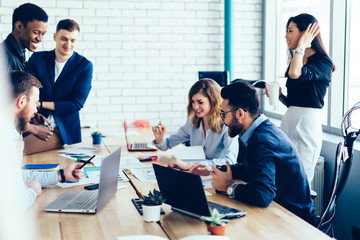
124, 121, 157, 152
44, 147, 121, 214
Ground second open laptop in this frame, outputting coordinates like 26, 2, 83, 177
43, 147, 121, 214
124, 121, 157, 152
153, 164, 247, 219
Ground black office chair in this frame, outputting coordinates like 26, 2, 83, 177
198, 71, 229, 87
231, 78, 266, 95
317, 101, 360, 236
353, 226, 360, 240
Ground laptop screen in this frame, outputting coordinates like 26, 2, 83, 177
153, 164, 211, 217
123, 121, 129, 145
97, 147, 121, 211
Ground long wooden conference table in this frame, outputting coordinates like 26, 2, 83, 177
23, 127, 331, 240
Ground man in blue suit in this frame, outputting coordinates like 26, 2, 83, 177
25, 19, 92, 155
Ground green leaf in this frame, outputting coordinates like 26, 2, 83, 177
200, 208, 229, 226
142, 189, 166, 206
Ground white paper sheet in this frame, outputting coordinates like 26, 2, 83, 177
173, 145, 206, 160
201, 175, 213, 189
56, 177, 93, 188
58, 146, 101, 154
120, 156, 145, 169
130, 167, 157, 183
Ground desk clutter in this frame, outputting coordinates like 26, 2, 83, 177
24, 127, 330, 240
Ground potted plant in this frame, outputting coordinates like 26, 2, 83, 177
201, 208, 229, 236
142, 189, 166, 222
91, 131, 102, 145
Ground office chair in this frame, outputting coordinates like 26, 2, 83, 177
198, 71, 229, 87
353, 226, 360, 240
317, 101, 360, 236
231, 78, 266, 95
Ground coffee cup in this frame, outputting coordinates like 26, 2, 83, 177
267, 82, 280, 106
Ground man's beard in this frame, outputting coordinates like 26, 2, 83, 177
227, 116, 243, 138
16, 109, 32, 133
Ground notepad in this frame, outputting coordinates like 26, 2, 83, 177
22, 164, 60, 171
173, 145, 206, 161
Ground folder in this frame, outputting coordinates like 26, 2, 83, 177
22, 164, 60, 171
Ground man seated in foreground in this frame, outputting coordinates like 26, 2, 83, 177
8, 70, 83, 209
190, 81, 317, 225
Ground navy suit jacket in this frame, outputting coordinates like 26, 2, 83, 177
27, 50, 93, 144
230, 119, 317, 226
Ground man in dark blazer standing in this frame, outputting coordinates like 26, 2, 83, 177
25, 19, 93, 155
1, 3, 53, 144
1, 3, 48, 72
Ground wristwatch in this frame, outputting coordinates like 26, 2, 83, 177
294, 47, 304, 55
59, 169, 66, 183
227, 183, 237, 197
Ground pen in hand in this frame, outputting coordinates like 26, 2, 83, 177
77, 155, 96, 169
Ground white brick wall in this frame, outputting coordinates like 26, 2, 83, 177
0, 0, 262, 133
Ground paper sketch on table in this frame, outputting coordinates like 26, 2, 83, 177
120, 156, 145, 170
58, 146, 101, 154
173, 145, 206, 161
130, 167, 157, 183
85, 167, 129, 183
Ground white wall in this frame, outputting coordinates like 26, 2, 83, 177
0, 0, 262, 132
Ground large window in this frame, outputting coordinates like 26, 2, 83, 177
347, 0, 360, 128
263, 0, 357, 134
264, 0, 330, 119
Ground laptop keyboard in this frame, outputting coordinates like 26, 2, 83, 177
66, 191, 98, 209
133, 143, 148, 149
208, 201, 245, 218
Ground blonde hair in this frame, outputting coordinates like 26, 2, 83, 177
187, 78, 222, 133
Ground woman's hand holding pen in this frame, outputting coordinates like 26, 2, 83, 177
298, 22, 320, 49
152, 121, 166, 144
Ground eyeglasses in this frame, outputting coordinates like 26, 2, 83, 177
220, 108, 239, 120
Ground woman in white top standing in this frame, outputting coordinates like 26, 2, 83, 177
267, 13, 334, 184
152, 78, 238, 171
